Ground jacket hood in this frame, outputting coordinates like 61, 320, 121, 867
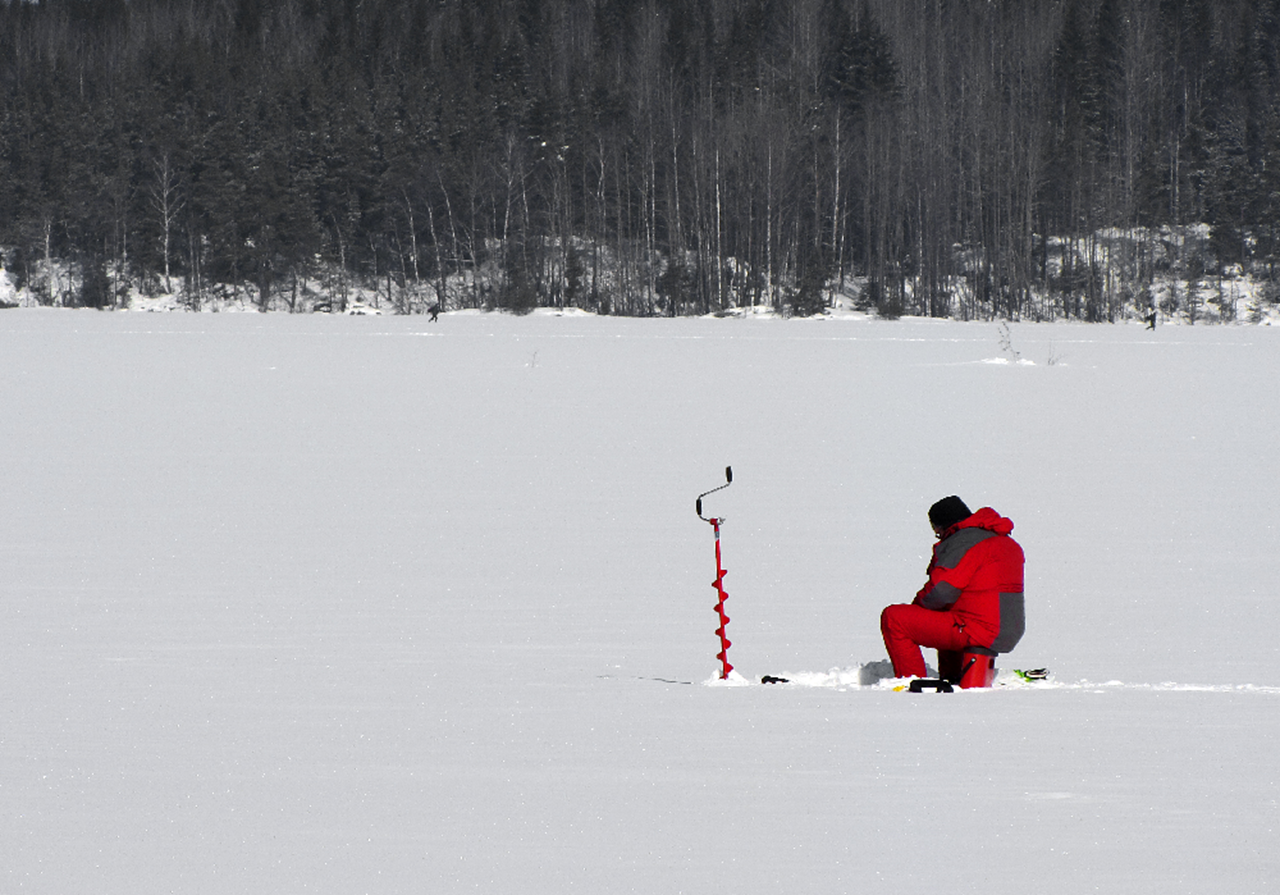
947, 506, 1014, 537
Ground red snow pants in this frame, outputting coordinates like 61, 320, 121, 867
880, 603, 979, 679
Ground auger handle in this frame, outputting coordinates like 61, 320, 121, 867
695, 466, 733, 520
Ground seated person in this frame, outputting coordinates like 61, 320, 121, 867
880, 496, 1025, 679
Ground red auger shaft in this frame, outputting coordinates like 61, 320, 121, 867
710, 517, 733, 679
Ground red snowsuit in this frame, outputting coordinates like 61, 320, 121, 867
880, 507, 1025, 679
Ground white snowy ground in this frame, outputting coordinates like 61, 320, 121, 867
2, 309, 1277, 894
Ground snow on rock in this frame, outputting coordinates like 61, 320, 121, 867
0, 266, 16, 307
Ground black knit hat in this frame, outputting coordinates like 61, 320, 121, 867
928, 496, 972, 532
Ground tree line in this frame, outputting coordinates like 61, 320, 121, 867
1, 0, 1278, 318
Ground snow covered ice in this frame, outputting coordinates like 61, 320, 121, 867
2, 309, 1277, 893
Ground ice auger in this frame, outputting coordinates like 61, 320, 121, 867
696, 466, 734, 680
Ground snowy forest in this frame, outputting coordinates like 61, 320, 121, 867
1, 0, 1278, 319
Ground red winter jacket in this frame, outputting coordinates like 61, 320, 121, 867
915, 507, 1025, 652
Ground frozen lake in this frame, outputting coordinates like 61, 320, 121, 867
2, 309, 1277, 893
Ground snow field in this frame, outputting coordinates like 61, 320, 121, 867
1, 309, 1277, 893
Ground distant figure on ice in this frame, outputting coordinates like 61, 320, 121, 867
880, 496, 1025, 680
1145, 308, 1157, 330
428, 303, 441, 322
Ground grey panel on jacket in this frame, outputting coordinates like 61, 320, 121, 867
918, 580, 961, 610
991, 592, 1025, 653
933, 527, 996, 569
